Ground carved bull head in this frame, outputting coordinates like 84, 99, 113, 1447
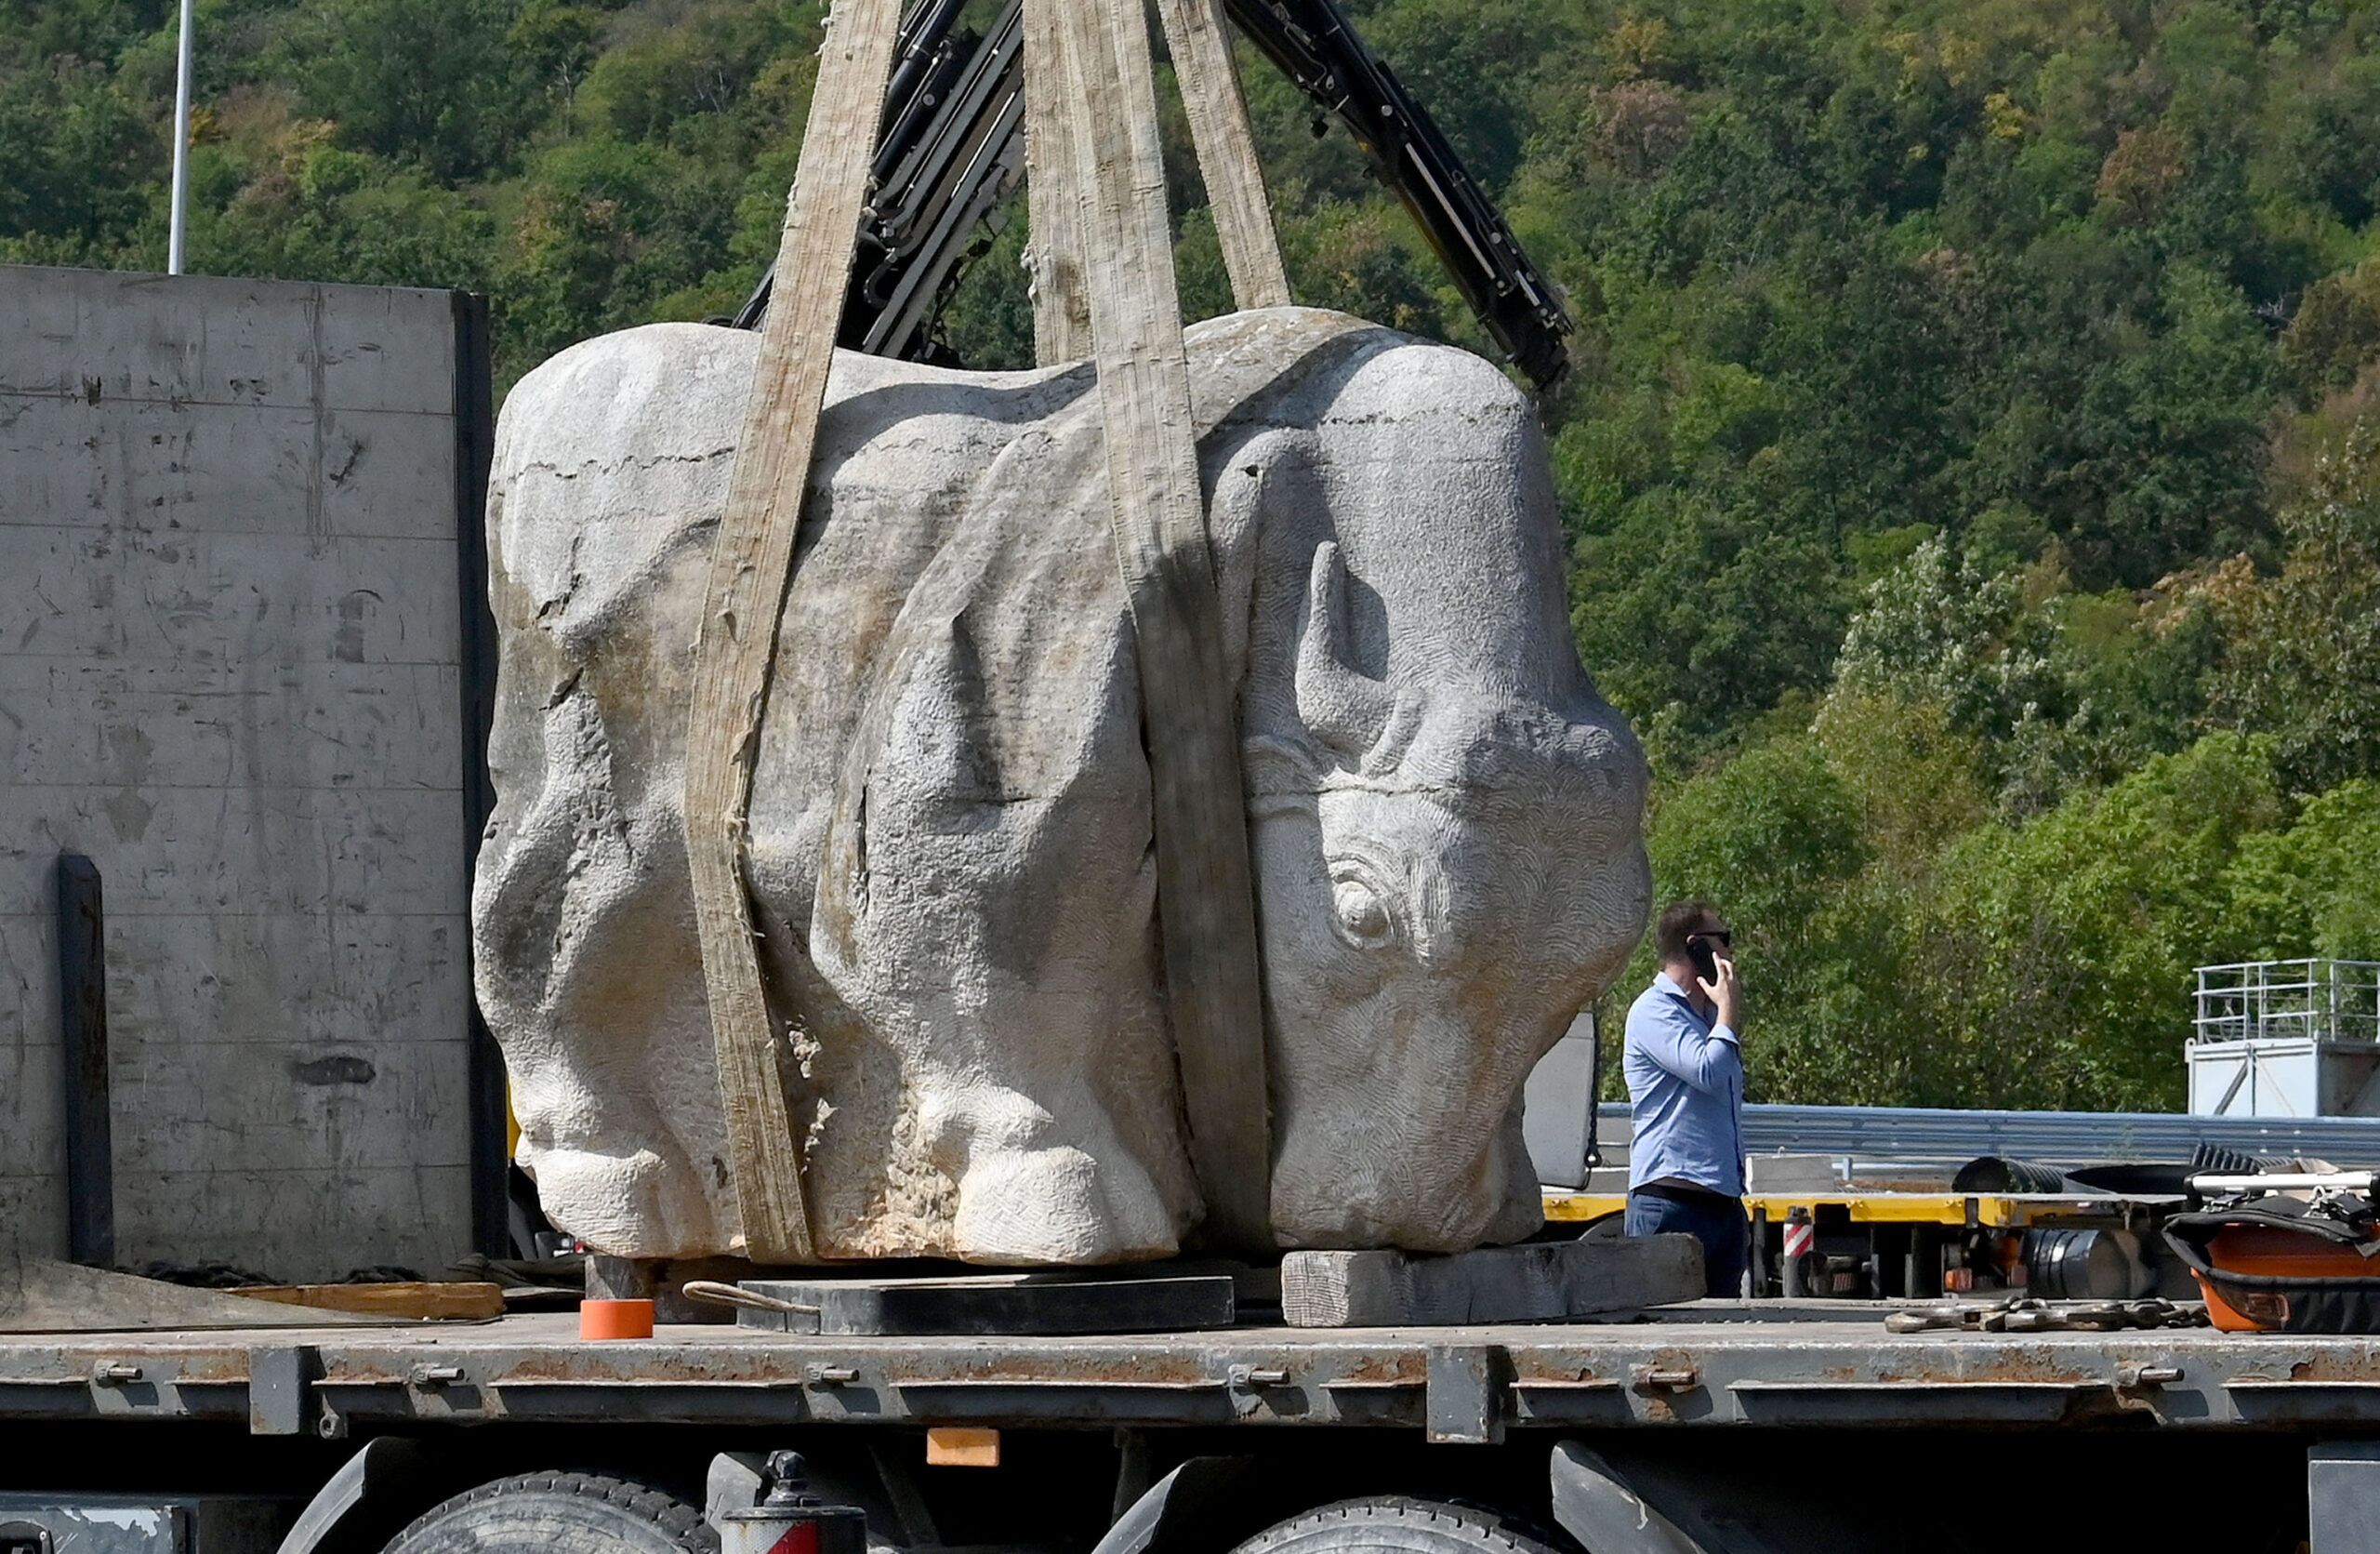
1242, 530, 1646, 1248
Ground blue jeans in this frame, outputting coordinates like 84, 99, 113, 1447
1625, 1188, 1748, 1297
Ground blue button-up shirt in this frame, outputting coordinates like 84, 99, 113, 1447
1623, 971, 1744, 1196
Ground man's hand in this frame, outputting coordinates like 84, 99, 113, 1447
1699, 953, 1741, 1036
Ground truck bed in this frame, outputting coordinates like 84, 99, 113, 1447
6, 1301, 2376, 1437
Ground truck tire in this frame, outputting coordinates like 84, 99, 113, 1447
380, 1473, 718, 1554
1231, 1498, 1569, 1554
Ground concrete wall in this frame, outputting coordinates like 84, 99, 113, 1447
0, 266, 481, 1280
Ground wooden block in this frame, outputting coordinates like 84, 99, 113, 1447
1279, 1234, 1705, 1327
237, 1282, 507, 1322
734, 1271, 1236, 1335
925, 1428, 1000, 1468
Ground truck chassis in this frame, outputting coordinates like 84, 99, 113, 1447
1, 1303, 2373, 1553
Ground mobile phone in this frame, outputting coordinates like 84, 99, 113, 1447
1686, 935, 1722, 985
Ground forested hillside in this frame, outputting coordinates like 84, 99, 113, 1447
8, 0, 2380, 1109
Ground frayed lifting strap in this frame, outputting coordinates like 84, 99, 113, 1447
689, 0, 1286, 1260
684, 0, 906, 1265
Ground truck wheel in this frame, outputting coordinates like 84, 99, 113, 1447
381, 1473, 718, 1554
1232, 1498, 1568, 1554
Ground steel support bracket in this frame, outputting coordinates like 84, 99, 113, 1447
2311, 1441, 2380, 1553
248, 1346, 313, 1436
1424, 1345, 1509, 1444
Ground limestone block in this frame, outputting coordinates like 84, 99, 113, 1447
476, 307, 1650, 1264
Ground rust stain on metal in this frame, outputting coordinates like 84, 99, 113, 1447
905, 1350, 1218, 1388
1326, 1354, 1424, 1387
1510, 1364, 1608, 1388
1630, 1348, 1700, 1420
2281, 1353, 2380, 1383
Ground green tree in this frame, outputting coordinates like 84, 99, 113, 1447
0, 55, 163, 263
1634, 733, 1907, 1103
2221, 780, 2380, 962
1913, 732, 2285, 1110
2210, 408, 2380, 794
275, 0, 540, 181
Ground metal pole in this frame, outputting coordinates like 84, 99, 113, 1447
167, 0, 194, 275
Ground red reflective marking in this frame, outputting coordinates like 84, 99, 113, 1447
765, 1524, 820, 1554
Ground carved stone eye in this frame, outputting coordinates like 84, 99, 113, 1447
1331, 874, 1399, 950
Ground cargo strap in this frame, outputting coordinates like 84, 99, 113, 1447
1026, 0, 1288, 348
693, 0, 1284, 1259
1151, 0, 1291, 310
1038, 0, 1277, 1252
685, 0, 907, 1264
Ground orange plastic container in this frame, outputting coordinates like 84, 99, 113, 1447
2193, 1226, 2380, 1332
579, 1298, 655, 1340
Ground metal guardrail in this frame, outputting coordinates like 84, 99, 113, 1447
1593, 1101, 2380, 1167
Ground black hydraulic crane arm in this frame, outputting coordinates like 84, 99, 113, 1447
735, 0, 1573, 390
730, 0, 1029, 359
1218, 0, 1571, 390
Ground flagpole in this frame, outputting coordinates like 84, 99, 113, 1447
167, 0, 194, 274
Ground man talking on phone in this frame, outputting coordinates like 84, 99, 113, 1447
1621, 899, 1747, 1296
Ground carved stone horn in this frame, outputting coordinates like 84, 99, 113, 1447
1294, 540, 1395, 764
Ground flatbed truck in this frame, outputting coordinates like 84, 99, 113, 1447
1, 1291, 2372, 1554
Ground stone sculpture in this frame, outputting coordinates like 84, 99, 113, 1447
473, 305, 1650, 1265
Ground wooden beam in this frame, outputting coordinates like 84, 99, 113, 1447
1056, 0, 1275, 1253
1022, 0, 1091, 362
237, 1282, 509, 1322
1153, 0, 1290, 309
682, 0, 906, 1265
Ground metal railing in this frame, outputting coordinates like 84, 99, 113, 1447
2193, 960, 2380, 1049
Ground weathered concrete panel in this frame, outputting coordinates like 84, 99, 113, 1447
0, 270, 456, 415
0, 787, 465, 918
0, 400, 459, 540
109, 1164, 473, 1277
0, 528, 461, 666
112, 1037, 471, 1175
104, 913, 470, 1053
0, 660, 463, 792
1, 264, 476, 1280
0, 1179, 60, 1262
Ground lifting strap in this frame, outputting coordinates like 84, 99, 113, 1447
1152, 0, 1290, 309
1021, 0, 1092, 363
1028, 0, 1288, 353
685, 0, 906, 1264
694, 0, 1281, 1260
1040, 0, 1276, 1251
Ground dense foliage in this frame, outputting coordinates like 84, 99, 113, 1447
8, 0, 2380, 1108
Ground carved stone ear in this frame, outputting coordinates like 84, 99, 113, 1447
1293, 540, 1394, 764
